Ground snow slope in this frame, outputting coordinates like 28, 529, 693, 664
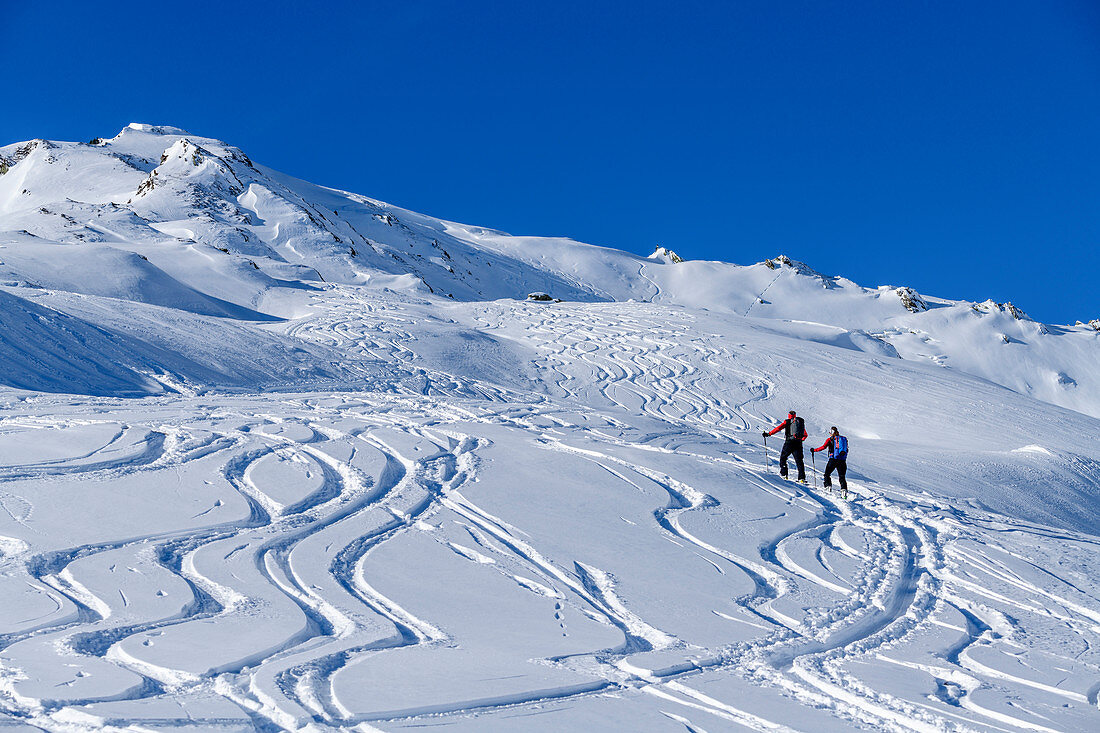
0, 125, 1098, 732
3, 125, 1098, 415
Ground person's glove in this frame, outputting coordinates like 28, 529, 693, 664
762, 431, 769, 438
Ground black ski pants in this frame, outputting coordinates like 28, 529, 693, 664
823, 457, 847, 493
779, 439, 805, 481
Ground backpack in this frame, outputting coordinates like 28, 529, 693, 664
834, 435, 849, 457
786, 416, 805, 440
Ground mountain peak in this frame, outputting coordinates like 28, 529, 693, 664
974, 299, 1029, 321
895, 286, 929, 313
760, 254, 820, 278
123, 123, 191, 136
648, 246, 684, 263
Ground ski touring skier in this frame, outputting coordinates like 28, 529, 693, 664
812, 426, 849, 498
764, 411, 807, 483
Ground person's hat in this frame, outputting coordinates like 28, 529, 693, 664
788, 410, 796, 417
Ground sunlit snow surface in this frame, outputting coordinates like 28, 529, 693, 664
0, 289, 1097, 732
1, 126, 1100, 731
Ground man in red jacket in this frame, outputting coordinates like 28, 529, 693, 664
763, 410, 807, 483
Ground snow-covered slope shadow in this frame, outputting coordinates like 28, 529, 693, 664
0, 288, 165, 396
0, 287, 392, 397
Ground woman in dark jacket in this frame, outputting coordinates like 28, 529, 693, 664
811, 426, 849, 498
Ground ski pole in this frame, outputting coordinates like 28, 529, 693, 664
812, 450, 818, 489
762, 434, 768, 473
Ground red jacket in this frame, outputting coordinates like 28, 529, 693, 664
767, 417, 806, 440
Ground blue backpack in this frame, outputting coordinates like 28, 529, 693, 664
834, 435, 849, 459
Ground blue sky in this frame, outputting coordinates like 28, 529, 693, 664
5, 1, 1098, 323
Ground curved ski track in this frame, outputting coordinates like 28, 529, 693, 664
0, 292, 1097, 731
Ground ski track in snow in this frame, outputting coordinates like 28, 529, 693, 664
0, 291, 1098, 732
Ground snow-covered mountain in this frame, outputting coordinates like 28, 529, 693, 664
1, 125, 1099, 732
3, 124, 1098, 415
